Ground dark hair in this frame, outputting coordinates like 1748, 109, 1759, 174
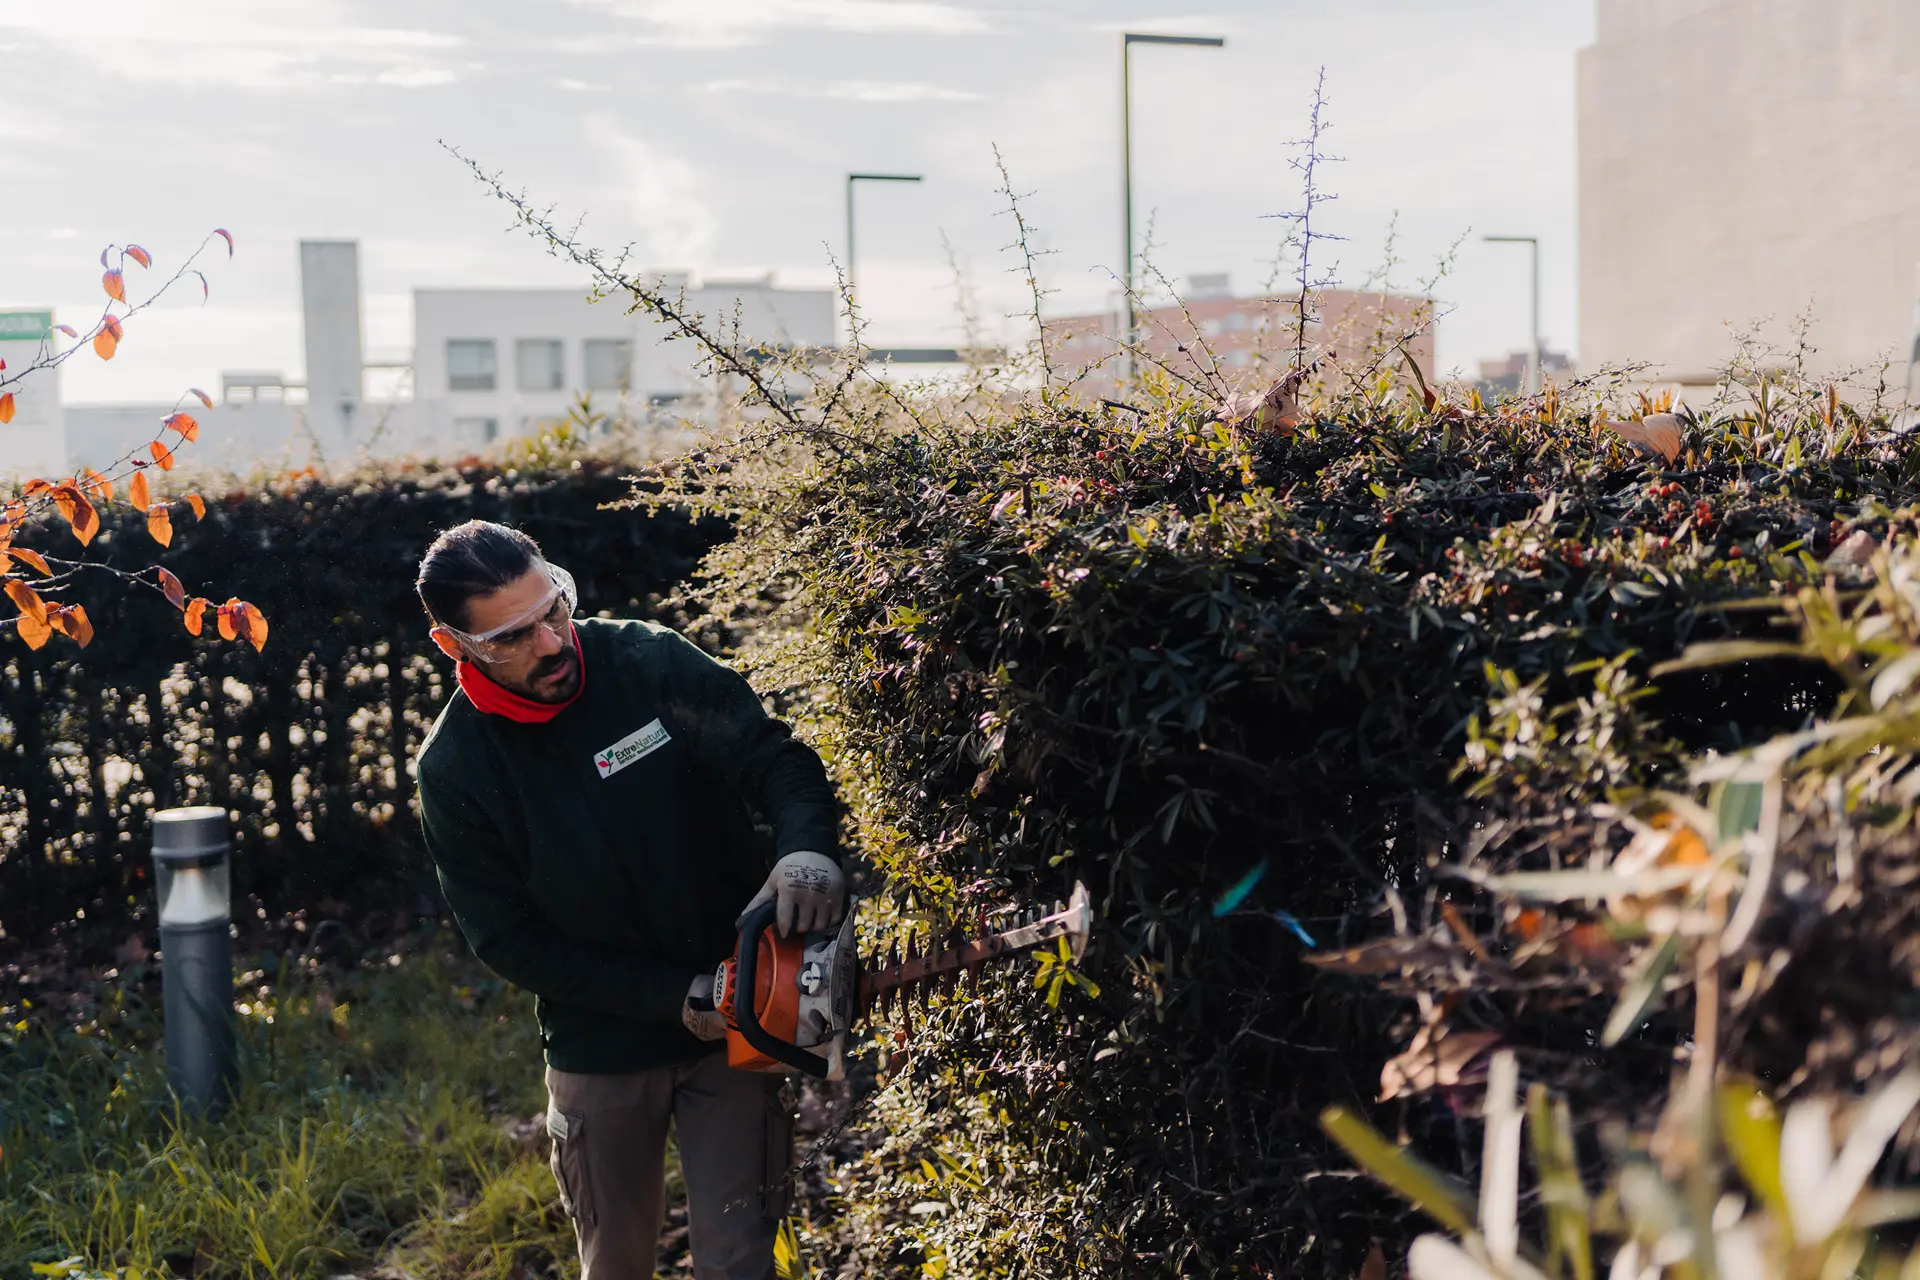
416, 520, 544, 629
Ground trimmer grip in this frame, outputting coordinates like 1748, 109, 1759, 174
733, 901, 831, 1079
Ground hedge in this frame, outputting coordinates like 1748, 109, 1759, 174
0, 447, 724, 945
641, 355, 1920, 1275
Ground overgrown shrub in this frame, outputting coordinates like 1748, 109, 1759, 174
622, 358, 1920, 1275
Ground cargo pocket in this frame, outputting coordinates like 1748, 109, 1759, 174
547, 1107, 596, 1227
761, 1082, 796, 1221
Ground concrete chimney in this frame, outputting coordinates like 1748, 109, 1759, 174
299, 241, 364, 453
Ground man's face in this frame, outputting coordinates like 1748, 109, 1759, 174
433, 566, 582, 702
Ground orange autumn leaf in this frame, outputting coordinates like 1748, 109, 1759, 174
5, 579, 47, 625
102, 269, 126, 303
217, 599, 238, 641
150, 440, 176, 471
50, 485, 99, 545
243, 603, 268, 651
129, 470, 150, 510
0, 393, 13, 424
83, 468, 113, 502
164, 412, 199, 442
126, 244, 152, 268
15, 608, 50, 650
93, 328, 117, 360
184, 597, 208, 636
1601, 414, 1683, 465
185, 493, 206, 520
147, 504, 173, 547
8, 547, 50, 576
22, 478, 51, 500
189, 388, 213, 409
49, 605, 93, 648
102, 315, 124, 341
157, 566, 187, 610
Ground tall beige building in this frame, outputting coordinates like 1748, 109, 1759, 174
1580, 0, 1920, 383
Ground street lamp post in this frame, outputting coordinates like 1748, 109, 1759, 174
1122, 32, 1225, 380
1484, 234, 1542, 396
846, 172, 922, 332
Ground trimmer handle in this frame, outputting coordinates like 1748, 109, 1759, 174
732, 900, 831, 1079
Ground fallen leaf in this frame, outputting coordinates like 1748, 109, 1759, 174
1826, 529, 1877, 569
1601, 414, 1682, 464
1379, 1023, 1503, 1102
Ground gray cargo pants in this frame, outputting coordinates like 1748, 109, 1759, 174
545, 1051, 794, 1280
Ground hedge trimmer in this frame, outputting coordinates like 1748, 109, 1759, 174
711, 882, 1093, 1080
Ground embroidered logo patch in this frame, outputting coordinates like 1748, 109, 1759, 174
593, 719, 671, 779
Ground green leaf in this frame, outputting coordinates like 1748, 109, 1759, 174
1320, 1106, 1477, 1235
1712, 777, 1766, 845
1649, 640, 1807, 678
1601, 931, 1682, 1047
1718, 1079, 1788, 1229
1527, 1084, 1594, 1280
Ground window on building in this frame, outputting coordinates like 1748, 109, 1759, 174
447, 340, 497, 392
454, 416, 499, 446
516, 339, 565, 391
583, 339, 634, 392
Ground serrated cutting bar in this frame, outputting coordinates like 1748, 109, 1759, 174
856, 882, 1091, 1021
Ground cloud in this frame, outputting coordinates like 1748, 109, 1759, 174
562, 0, 991, 48
702, 78, 979, 102
586, 116, 716, 265
560, 78, 613, 92
0, 2, 466, 90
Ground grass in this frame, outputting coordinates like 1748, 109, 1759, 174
0, 937, 581, 1280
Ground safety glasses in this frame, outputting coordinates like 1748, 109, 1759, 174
441, 562, 578, 664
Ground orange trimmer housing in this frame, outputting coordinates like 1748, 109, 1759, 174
712, 898, 857, 1080
714, 924, 804, 1072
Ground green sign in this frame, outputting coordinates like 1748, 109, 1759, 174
0, 310, 52, 341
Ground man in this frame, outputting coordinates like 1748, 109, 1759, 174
411, 519, 845, 1280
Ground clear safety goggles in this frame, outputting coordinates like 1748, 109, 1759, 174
441, 562, 578, 664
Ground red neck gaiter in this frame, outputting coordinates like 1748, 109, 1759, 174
455, 626, 585, 724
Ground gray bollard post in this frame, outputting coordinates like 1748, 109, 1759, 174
151, 806, 237, 1117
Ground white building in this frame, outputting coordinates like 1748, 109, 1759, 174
0, 311, 69, 481
1579, 0, 1920, 386
59, 240, 837, 474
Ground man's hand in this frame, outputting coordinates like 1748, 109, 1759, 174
740, 851, 845, 937
683, 973, 727, 1041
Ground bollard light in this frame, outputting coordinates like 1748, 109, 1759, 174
151, 805, 238, 1116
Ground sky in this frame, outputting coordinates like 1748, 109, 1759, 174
0, 0, 1596, 404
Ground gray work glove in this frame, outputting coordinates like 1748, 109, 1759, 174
740, 850, 845, 937
683, 973, 727, 1042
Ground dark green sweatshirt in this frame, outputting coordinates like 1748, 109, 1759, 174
414, 618, 840, 1072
